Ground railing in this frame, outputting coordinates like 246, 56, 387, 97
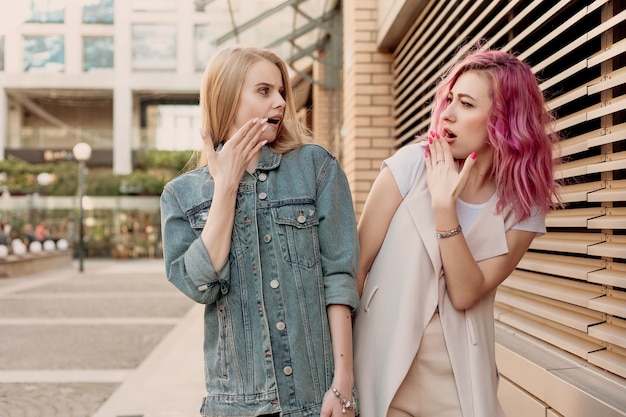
9, 127, 159, 150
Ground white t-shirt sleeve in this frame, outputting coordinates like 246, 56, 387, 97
513, 209, 546, 236
382, 144, 426, 198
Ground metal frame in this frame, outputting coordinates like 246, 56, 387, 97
214, 0, 342, 89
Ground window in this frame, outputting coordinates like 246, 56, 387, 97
83, 0, 114, 24
25, 0, 65, 23
194, 24, 217, 72
23, 35, 64, 72
83, 37, 114, 71
132, 24, 177, 71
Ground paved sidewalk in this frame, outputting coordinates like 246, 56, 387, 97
93, 302, 205, 417
0, 258, 206, 417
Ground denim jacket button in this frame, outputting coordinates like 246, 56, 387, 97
297, 215, 306, 223
259, 192, 268, 200
264, 234, 272, 243
283, 366, 293, 376
258, 172, 267, 181
270, 279, 279, 289
276, 321, 286, 331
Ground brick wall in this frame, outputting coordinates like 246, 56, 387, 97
342, 0, 395, 217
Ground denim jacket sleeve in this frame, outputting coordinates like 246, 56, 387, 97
160, 183, 230, 304
315, 155, 360, 312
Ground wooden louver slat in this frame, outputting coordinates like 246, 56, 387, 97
390, 0, 626, 387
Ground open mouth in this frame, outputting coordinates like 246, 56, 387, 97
267, 118, 281, 124
443, 129, 456, 139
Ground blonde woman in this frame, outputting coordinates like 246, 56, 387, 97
160, 46, 359, 417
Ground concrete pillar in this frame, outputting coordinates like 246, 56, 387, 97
113, 86, 132, 174
64, 1, 81, 75
0, 90, 6, 160
112, 0, 132, 175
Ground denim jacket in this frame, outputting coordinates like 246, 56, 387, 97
160, 144, 359, 417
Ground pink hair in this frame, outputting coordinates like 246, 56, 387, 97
429, 49, 562, 221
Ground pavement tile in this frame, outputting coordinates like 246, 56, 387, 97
0, 259, 204, 417
0, 296, 192, 318
0, 383, 117, 417
0, 324, 171, 369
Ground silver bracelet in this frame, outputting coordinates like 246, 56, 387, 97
331, 386, 356, 414
436, 224, 462, 239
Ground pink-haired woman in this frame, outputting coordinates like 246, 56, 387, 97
353, 48, 562, 417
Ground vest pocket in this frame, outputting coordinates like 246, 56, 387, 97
363, 285, 379, 312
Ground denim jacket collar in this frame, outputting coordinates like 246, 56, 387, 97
257, 145, 282, 170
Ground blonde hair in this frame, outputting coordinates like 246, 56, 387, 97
195, 46, 311, 167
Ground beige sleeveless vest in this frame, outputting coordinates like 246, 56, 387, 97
353, 167, 516, 417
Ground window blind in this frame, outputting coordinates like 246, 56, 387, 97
391, 0, 626, 379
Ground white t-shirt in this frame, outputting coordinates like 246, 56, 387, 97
383, 144, 546, 235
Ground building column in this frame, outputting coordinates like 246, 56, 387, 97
113, 87, 132, 174
112, 0, 132, 175
64, 1, 81, 74
342, 0, 395, 217
0, 91, 6, 160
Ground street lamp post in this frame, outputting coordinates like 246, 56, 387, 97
73, 142, 92, 273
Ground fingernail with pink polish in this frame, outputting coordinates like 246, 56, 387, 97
471, 151, 477, 159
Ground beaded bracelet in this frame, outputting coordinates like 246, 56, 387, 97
331, 386, 356, 414
436, 224, 462, 239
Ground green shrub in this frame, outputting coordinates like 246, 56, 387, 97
0, 152, 186, 196
86, 170, 123, 195
119, 170, 169, 195
135, 149, 196, 172
0, 157, 78, 195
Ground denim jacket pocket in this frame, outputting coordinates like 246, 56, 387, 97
205, 299, 243, 385
187, 202, 212, 237
271, 202, 320, 269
